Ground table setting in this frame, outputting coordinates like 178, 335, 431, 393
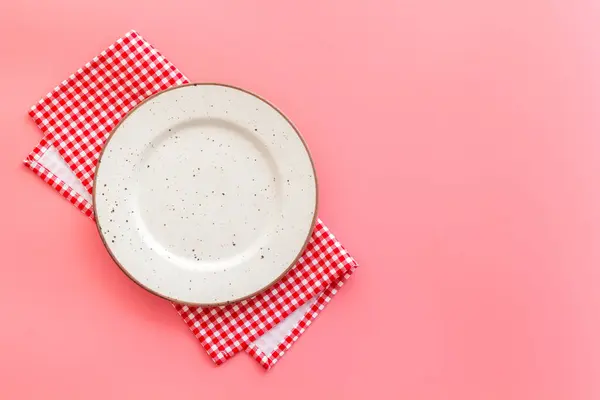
23, 30, 358, 370
5, 0, 600, 397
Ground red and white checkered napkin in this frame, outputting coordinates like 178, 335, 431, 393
24, 30, 358, 369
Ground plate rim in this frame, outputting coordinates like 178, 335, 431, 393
92, 82, 319, 306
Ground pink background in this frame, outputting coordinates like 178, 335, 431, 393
1, 0, 600, 398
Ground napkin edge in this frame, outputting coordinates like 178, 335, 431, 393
23, 136, 94, 219
28, 29, 141, 115
247, 263, 358, 369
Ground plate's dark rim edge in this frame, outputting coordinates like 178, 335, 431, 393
92, 82, 319, 307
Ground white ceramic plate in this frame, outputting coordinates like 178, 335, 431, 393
94, 84, 317, 305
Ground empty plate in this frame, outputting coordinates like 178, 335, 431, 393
94, 83, 317, 305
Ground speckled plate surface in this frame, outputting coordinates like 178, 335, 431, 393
94, 84, 318, 305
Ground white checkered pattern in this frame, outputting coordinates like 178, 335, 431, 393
24, 30, 358, 369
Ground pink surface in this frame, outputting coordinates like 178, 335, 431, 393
1, 0, 600, 398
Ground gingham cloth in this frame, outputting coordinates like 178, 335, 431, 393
23, 30, 358, 369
